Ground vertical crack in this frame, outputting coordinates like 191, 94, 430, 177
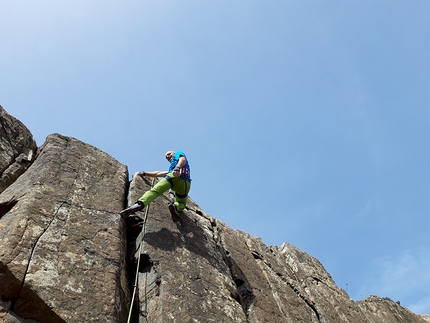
138, 253, 160, 321
125, 216, 142, 323
10, 201, 67, 311
10, 140, 81, 311
255, 253, 326, 323
124, 214, 161, 323
251, 245, 324, 322
210, 221, 254, 322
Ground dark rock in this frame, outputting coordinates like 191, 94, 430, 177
0, 106, 37, 193
0, 133, 129, 323
125, 175, 429, 323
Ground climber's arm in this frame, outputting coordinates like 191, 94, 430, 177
137, 171, 168, 178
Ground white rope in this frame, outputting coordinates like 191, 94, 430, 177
126, 177, 155, 323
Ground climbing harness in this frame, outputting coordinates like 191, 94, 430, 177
165, 175, 189, 199
126, 177, 155, 323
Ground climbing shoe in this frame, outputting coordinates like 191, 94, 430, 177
120, 201, 144, 219
168, 203, 180, 222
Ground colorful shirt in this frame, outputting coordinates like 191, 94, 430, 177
168, 151, 191, 182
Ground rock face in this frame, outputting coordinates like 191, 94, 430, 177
0, 107, 429, 322
125, 177, 429, 323
0, 106, 37, 194
0, 131, 129, 322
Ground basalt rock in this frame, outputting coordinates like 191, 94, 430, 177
0, 133, 129, 323
125, 176, 430, 323
0, 108, 429, 322
0, 106, 37, 193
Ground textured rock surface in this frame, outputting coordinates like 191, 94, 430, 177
357, 296, 429, 323
0, 109, 429, 322
0, 134, 129, 323
0, 106, 37, 193
125, 175, 429, 323
125, 176, 247, 323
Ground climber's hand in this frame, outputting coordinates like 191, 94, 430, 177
173, 168, 180, 177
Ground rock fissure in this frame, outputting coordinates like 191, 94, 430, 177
0, 199, 17, 219
0, 118, 13, 151
286, 277, 324, 323
124, 212, 153, 322
137, 253, 160, 321
10, 200, 67, 311
255, 251, 327, 323
212, 223, 254, 322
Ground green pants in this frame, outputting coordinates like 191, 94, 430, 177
138, 173, 191, 211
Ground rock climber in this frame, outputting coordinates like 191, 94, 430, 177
120, 150, 191, 221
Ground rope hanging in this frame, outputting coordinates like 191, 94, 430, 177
126, 177, 155, 323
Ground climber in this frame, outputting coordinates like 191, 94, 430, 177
120, 150, 191, 221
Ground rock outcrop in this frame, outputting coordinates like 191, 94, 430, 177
0, 131, 129, 322
125, 176, 429, 323
0, 107, 428, 322
0, 106, 37, 194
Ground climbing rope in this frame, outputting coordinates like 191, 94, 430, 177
126, 177, 155, 323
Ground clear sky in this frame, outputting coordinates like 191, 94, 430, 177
2, 1, 430, 315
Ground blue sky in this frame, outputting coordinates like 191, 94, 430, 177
1, 1, 430, 315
